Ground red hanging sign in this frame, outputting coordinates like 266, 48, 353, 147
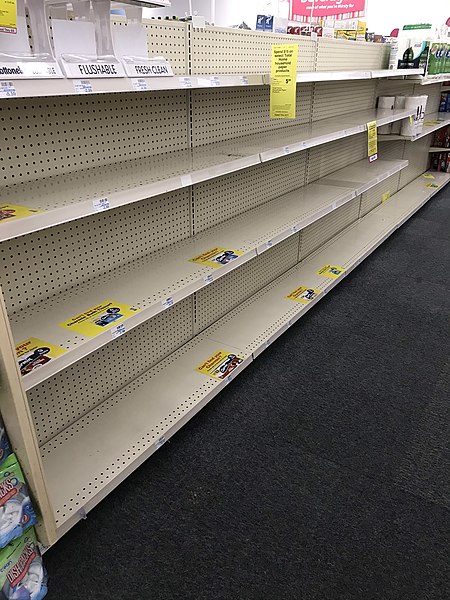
290, 0, 366, 19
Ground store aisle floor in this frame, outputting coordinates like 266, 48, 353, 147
45, 187, 450, 600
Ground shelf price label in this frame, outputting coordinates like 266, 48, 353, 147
367, 120, 378, 162
381, 191, 391, 203
189, 247, 243, 269
0, 203, 42, 222
0, 81, 16, 97
73, 79, 93, 94
92, 197, 110, 212
15, 338, 67, 378
270, 44, 298, 120
0, 0, 17, 33
317, 264, 346, 279
196, 350, 244, 380
59, 300, 140, 337
286, 286, 321, 304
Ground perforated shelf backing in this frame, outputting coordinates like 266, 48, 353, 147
299, 196, 360, 260
0, 189, 191, 314
194, 236, 300, 334
0, 92, 189, 186
307, 133, 367, 184
190, 84, 313, 146
29, 297, 193, 446
311, 79, 376, 121
316, 38, 389, 71
360, 172, 401, 218
113, 19, 188, 75
189, 26, 316, 75
193, 152, 308, 234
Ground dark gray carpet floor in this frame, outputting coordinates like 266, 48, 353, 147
44, 186, 450, 600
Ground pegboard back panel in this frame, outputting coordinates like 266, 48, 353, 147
398, 136, 431, 189
0, 189, 191, 314
307, 133, 367, 184
0, 92, 188, 186
190, 26, 316, 75
193, 152, 308, 233
191, 84, 313, 146
316, 38, 389, 71
194, 235, 299, 334
299, 195, 360, 260
359, 172, 400, 217
28, 297, 193, 446
311, 80, 376, 121
113, 18, 188, 75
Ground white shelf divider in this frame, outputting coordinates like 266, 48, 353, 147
0, 109, 414, 242
12, 158, 408, 390
41, 169, 449, 539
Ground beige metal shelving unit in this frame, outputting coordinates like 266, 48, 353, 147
0, 22, 447, 547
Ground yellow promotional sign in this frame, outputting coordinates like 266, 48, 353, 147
196, 350, 244, 380
367, 120, 378, 162
426, 183, 440, 189
16, 337, 67, 378
59, 300, 140, 337
381, 191, 391, 203
189, 247, 244, 269
317, 265, 346, 279
422, 174, 435, 179
286, 286, 321, 305
0, 0, 17, 34
0, 204, 43, 223
270, 44, 298, 119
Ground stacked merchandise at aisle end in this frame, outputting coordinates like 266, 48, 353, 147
0, 415, 47, 600
430, 91, 450, 173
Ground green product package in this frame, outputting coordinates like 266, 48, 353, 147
427, 42, 440, 75
0, 528, 47, 599
0, 455, 37, 549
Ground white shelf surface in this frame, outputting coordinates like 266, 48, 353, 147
0, 69, 427, 100
0, 108, 414, 242
41, 169, 449, 538
12, 158, 408, 390
379, 113, 450, 142
429, 146, 450, 153
2, 74, 265, 99
409, 74, 450, 86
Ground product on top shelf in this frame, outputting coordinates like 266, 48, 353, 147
0, 529, 47, 600
0, 455, 37, 549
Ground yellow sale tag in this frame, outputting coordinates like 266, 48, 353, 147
422, 174, 435, 179
0, 204, 43, 223
286, 286, 321, 304
367, 120, 378, 162
381, 191, 391, 203
270, 44, 298, 119
196, 350, 244, 380
59, 300, 140, 337
426, 183, 440, 188
409, 115, 413, 124
317, 264, 346, 279
0, 0, 17, 34
16, 337, 67, 378
189, 247, 244, 269
424, 120, 440, 126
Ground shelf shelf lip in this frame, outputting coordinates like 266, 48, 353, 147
0, 68, 431, 100
41, 169, 450, 539
0, 108, 413, 243
428, 146, 450, 153
14, 158, 409, 391
407, 74, 450, 85
379, 113, 450, 142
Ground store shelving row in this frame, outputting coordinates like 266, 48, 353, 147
41, 169, 449, 538
379, 112, 450, 142
1, 69, 425, 100
13, 158, 408, 391
0, 108, 414, 242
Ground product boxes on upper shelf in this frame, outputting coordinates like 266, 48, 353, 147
439, 92, 450, 112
